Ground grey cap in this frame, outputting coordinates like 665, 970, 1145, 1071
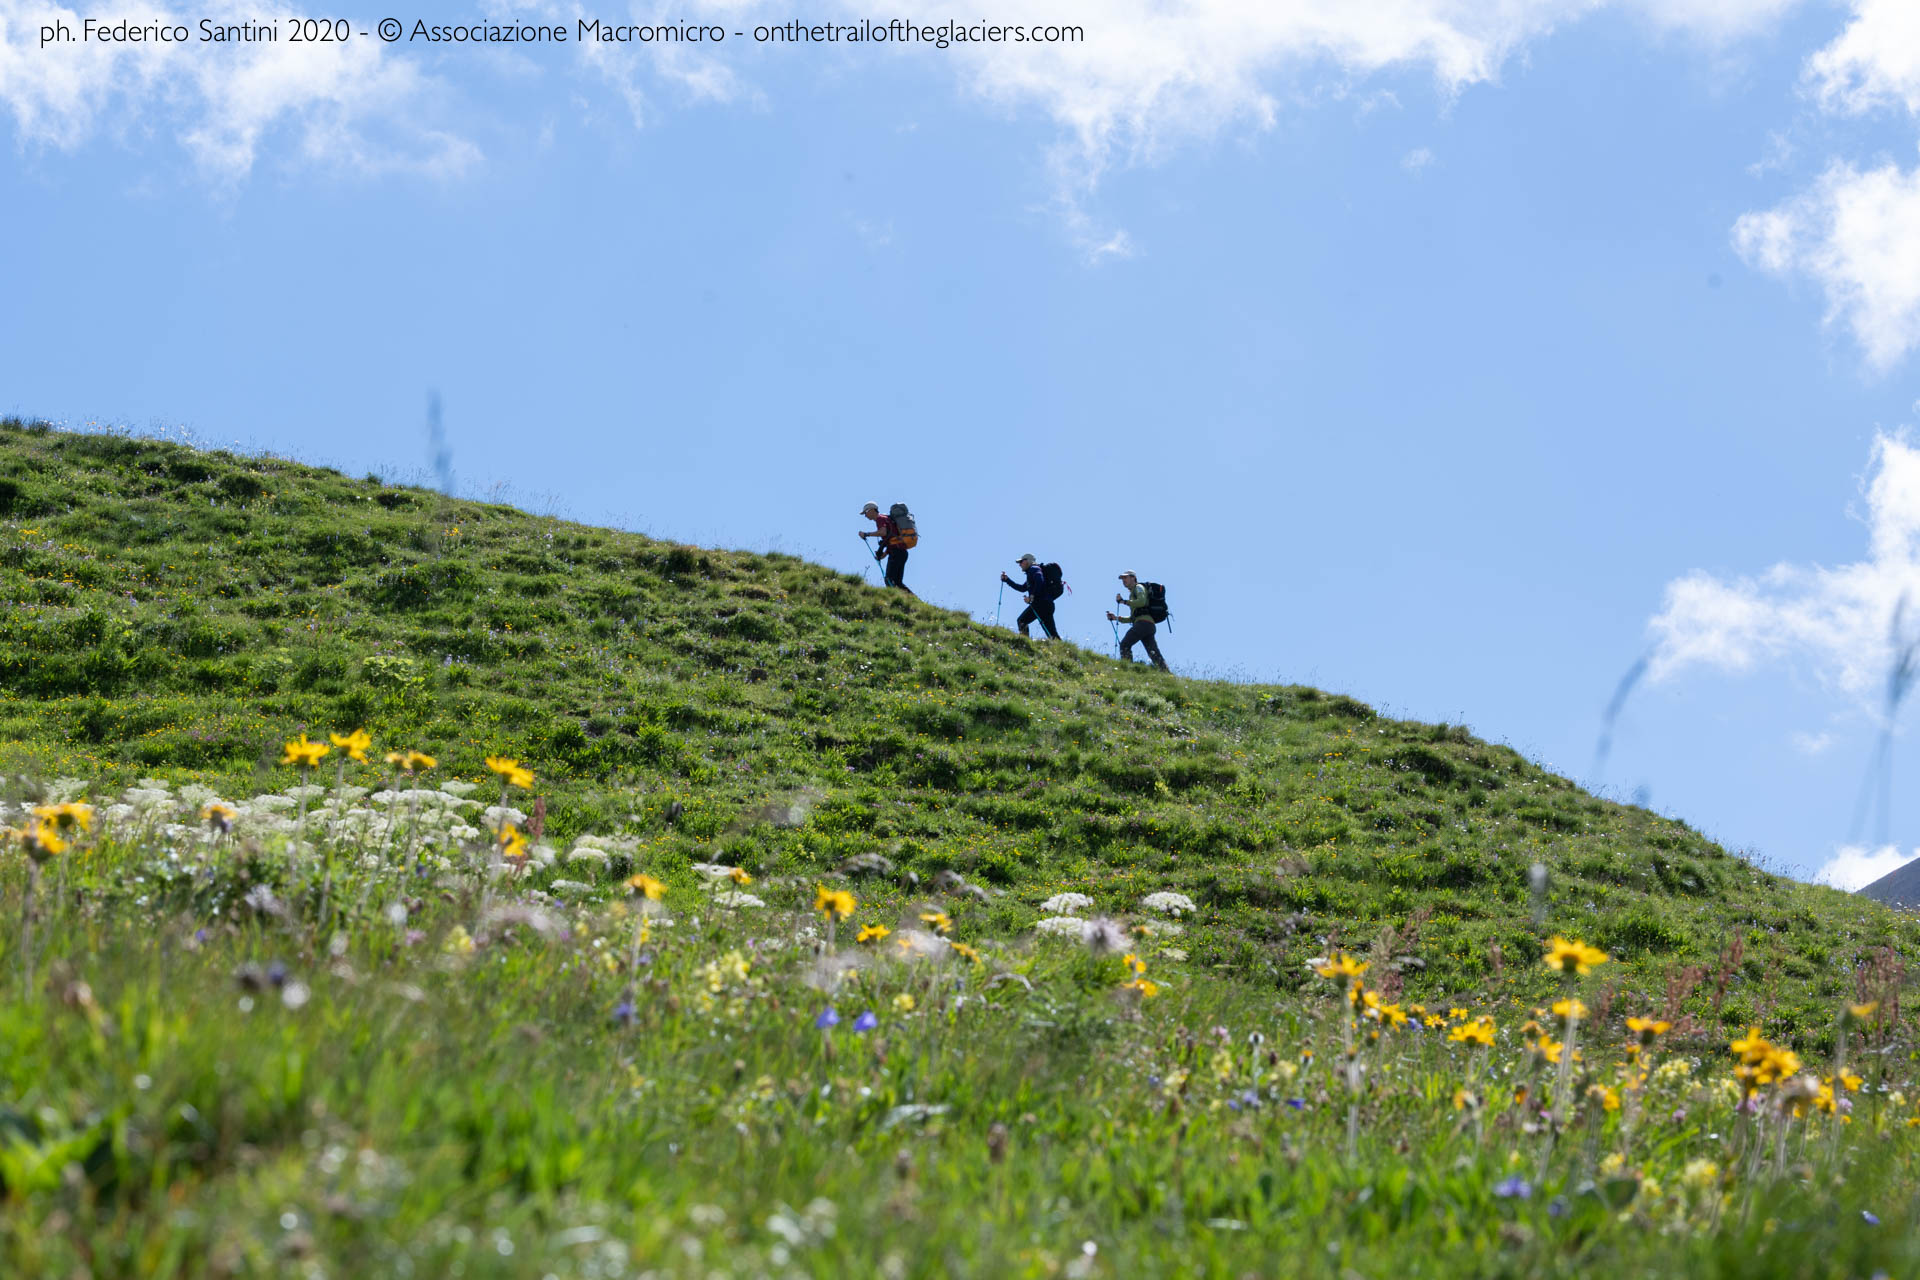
1118, 570, 1138, 579
1017, 553, 1037, 565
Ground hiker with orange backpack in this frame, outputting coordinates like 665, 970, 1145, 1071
1000, 553, 1064, 640
858, 502, 917, 596
1105, 570, 1168, 671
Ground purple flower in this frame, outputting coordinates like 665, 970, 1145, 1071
612, 999, 635, 1026
815, 1007, 840, 1030
852, 1010, 878, 1033
1862, 1210, 1880, 1226
193, 929, 209, 944
1285, 1098, 1306, 1111
1494, 1177, 1532, 1200
266, 961, 288, 988
1548, 1197, 1568, 1218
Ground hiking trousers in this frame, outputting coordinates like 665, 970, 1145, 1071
1017, 600, 1059, 640
884, 545, 913, 594
1121, 619, 1167, 671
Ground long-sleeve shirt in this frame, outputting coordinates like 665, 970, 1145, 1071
1005, 565, 1048, 600
1120, 583, 1150, 623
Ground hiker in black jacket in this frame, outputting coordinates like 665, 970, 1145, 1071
1000, 553, 1060, 640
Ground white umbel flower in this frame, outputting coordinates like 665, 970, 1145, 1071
1041, 892, 1094, 913
1140, 891, 1196, 917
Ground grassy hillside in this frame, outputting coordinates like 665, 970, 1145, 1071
0, 416, 1909, 1029
7, 418, 1920, 1278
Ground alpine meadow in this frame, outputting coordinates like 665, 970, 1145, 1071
7, 417, 1920, 1280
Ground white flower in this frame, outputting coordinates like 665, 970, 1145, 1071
1140, 892, 1196, 917
1136, 919, 1184, 937
691, 862, 736, 881
1041, 892, 1094, 913
440, 780, 480, 798
1035, 915, 1087, 937
548, 879, 595, 897
566, 846, 612, 868
483, 805, 527, 829
712, 891, 765, 909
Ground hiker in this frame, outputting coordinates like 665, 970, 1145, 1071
858, 501, 916, 596
1106, 570, 1168, 671
1000, 553, 1062, 639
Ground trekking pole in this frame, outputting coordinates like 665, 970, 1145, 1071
993, 579, 1004, 627
1109, 617, 1122, 658
854, 534, 874, 582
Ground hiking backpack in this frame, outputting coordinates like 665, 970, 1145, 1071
1143, 581, 1168, 622
1040, 561, 1066, 601
888, 503, 919, 548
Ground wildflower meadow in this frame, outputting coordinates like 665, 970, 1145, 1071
4, 421, 1920, 1277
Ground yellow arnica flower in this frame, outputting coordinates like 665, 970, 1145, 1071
281, 734, 330, 767
329, 728, 372, 763
1450, 1018, 1495, 1047
856, 924, 892, 944
497, 825, 528, 860
953, 941, 983, 966
201, 802, 238, 828
1123, 977, 1160, 999
14, 819, 68, 861
729, 866, 752, 886
1730, 1026, 1771, 1064
1587, 1084, 1621, 1112
1122, 952, 1147, 976
892, 993, 916, 1013
627, 873, 666, 901
919, 910, 952, 934
1543, 936, 1609, 975
485, 756, 535, 789
387, 749, 437, 773
1313, 952, 1367, 980
1847, 1001, 1880, 1023
1452, 1088, 1479, 1111
1837, 1070, 1864, 1093
1626, 1016, 1672, 1041
34, 803, 94, 833
815, 885, 855, 921
1551, 998, 1588, 1022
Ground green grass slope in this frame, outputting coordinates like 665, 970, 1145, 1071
0, 417, 1908, 1028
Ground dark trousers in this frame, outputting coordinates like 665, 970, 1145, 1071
883, 545, 912, 593
1120, 618, 1167, 670
1017, 600, 1059, 639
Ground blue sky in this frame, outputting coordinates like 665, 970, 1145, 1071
7, 0, 1920, 886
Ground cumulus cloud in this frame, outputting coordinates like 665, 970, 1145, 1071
1734, 160, 1920, 371
1648, 433, 1920, 700
1815, 842, 1915, 890
1735, 1, 1920, 369
0, 0, 476, 180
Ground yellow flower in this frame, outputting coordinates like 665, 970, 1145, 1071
1587, 1084, 1621, 1112
497, 825, 528, 861
1551, 998, 1588, 1022
626, 873, 666, 901
201, 802, 238, 830
443, 925, 476, 955
1543, 936, 1609, 975
1122, 952, 1147, 976
386, 749, 437, 773
1626, 1016, 1672, 1042
1452, 1088, 1479, 1111
892, 993, 916, 1013
919, 910, 952, 934
857, 924, 892, 944
485, 756, 535, 789
329, 728, 372, 763
815, 885, 856, 921
1847, 1001, 1879, 1023
729, 866, 752, 886
1313, 952, 1368, 980
952, 942, 983, 966
1730, 1026, 1770, 1063
1447, 1007, 1470, 1021
1449, 1017, 1495, 1047
16, 819, 67, 861
34, 803, 93, 833
281, 734, 330, 767
1124, 977, 1160, 999
1838, 1070, 1864, 1094
1681, 1159, 1720, 1191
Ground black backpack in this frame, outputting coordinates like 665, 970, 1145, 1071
1040, 562, 1066, 601
1143, 582, 1168, 622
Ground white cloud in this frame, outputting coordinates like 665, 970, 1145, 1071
1734, 159, 1920, 371
1791, 729, 1838, 754
1734, 1, 1920, 369
1815, 842, 1915, 890
1402, 146, 1435, 172
1807, 0, 1920, 117
1648, 432, 1920, 699
0, 0, 475, 180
